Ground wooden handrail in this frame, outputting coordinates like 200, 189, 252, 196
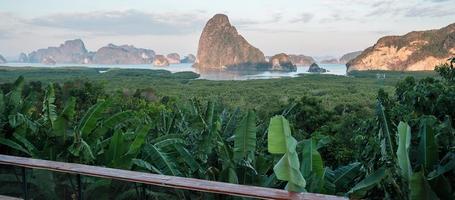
0, 154, 345, 200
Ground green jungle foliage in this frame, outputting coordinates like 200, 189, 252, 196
0, 60, 454, 199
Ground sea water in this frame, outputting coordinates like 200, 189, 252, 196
2, 63, 347, 81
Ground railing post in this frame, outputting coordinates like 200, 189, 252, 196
77, 174, 83, 200
141, 183, 147, 200
21, 167, 28, 200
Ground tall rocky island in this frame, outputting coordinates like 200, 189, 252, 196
194, 14, 294, 71
347, 23, 455, 72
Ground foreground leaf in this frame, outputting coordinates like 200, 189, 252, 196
268, 115, 306, 192
418, 117, 438, 171
233, 110, 257, 161
348, 167, 387, 198
410, 170, 439, 200
397, 122, 412, 181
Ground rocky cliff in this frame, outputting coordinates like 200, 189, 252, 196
308, 63, 327, 73
181, 54, 196, 63
42, 57, 56, 65
28, 39, 88, 63
194, 14, 266, 69
347, 23, 455, 72
321, 58, 339, 64
0, 54, 6, 63
18, 53, 28, 62
288, 54, 315, 65
93, 44, 155, 64
166, 53, 181, 64
269, 53, 297, 71
339, 51, 362, 64
153, 55, 169, 67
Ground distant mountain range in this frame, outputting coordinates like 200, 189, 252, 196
5, 39, 195, 66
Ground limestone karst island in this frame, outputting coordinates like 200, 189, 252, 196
0, 1, 454, 200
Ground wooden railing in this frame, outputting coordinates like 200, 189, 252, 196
0, 154, 346, 200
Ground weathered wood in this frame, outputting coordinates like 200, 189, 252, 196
0, 154, 345, 200
0, 195, 23, 200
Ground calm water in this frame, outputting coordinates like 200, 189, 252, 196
3, 62, 347, 80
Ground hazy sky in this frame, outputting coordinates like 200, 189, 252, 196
0, 0, 454, 59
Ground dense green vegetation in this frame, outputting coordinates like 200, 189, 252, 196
0, 61, 453, 199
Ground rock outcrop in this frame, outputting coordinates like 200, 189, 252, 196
270, 53, 297, 71
194, 14, 267, 69
339, 51, 362, 64
321, 58, 339, 64
347, 23, 455, 72
153, 55, 169, 67
166, 53, 181, 64
42, 57, 56, 65
181, 54, 196, 63
308, 63, 327, 73
28, 39, 88, 64
288, 54, 315, 65
93, 44, 155, 64
0, 54, 6, 63
18, 53, 28, 62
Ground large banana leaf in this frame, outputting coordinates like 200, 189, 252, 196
105, 130, 129, 168
428, 152, 455, 180
0, 137, 31, 156
397, 122, 412, 181
5, 76, 24, 110
13, 133, 38, 157
301, 138, 324, 178
125, 125, 151, 157
174, 144, 201, 173
376, 101, 395, 158
68, 138, 95, 162
268, 115, 290, 154
53, 97, 76, 139
301, 138, 324, 192
410, 170, 439, 200
268, 115, 306, 192
132, 159, 163, 174
77, 99, 111, 137
348, 167, 387, 198
205, 100, 215, 128
91, 111, 136, 140
326, 162, 361, 192
233, 110, 257, 161
42, 83, 57, 127
143, 144, 181, 176
418, 117, 438, 171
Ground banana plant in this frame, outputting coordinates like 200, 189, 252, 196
300, 138, 325, 193
268, 115, 306, 192
352, 109, 455, 199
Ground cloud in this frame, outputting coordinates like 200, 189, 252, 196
405, 5, 455, 17
290, 12, 314, 23
427, 0, 451, 2
0, 30, 13, 39
365, 0, 455, 18
233, 12, 283, 27
26, 10, 207, 36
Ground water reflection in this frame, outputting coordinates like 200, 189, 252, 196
2, 63, 347, 80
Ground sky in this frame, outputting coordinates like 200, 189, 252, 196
0, 0, 454, 59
